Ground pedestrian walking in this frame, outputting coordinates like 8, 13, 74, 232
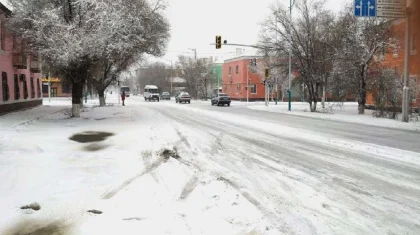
121, 91, 126, 106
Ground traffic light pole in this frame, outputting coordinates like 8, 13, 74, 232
402, 10, 411, 122
247, 65, 249, 103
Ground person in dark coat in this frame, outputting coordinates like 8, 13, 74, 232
121, 91, 126, 106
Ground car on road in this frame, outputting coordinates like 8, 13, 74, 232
211, 93, 231, 106
176, 92, 191, 104
144, 85, 160, 102
161, 92, 171, 100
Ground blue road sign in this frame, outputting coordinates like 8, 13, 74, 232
355, 0, 377, 17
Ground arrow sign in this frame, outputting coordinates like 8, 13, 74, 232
355, 0, 377, 17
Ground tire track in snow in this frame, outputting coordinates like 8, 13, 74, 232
102, 157, 165, 199
179, 174, 199, 200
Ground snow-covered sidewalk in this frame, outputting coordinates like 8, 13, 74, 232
0, 102, 272, 235
248, 102, 420, 131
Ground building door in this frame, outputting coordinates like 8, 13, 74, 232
51, 88, 57, 97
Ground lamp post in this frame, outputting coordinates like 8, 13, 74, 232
188, 48, 197, 61
288, 0, 295, 111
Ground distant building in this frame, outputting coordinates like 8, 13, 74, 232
0, 3, 43, 114
222, 56, 301, 101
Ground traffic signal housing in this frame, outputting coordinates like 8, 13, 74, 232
216, 36, 222, 49
265, 68, 269, 78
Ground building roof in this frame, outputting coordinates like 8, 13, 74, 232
224, 55, 264, 63
0, 1, 12, 14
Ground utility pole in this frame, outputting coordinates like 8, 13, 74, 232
189, 48, 197, 61
247, 65, 249, 103
48, 72, 51, 103
170, 61, 173, 95
288, 0, 295, 111
275, 13, 279, 105
402, 10, 411, 122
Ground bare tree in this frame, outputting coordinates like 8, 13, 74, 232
137, 62, 170, 93
260, 0, 337, 112
333, 6, 394, 114
8, 0, 170, 115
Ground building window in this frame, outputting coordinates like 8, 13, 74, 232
2, 72, 9, 101
30, 77, 35, 98
62, 82, 71, 93
21, 74, 28, 99
236, 84, 240, 94
250, 84, 257, 94
0, 20, 5, 51
14, 74, 20, 100
37, 78, 41, 97
229, 66, 232, 75
42, 84, 48, 94
236, 65, 239, 74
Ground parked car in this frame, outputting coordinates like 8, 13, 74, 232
176, 92, 191, 104
161, 92, 171, 100
211, 93, 231, 106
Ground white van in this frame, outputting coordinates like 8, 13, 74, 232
144, 85, 160, 102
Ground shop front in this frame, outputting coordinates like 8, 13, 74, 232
41, 77, 72, 98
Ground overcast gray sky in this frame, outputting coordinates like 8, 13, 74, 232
154, 0, 351, 65
0, 0, 350, 65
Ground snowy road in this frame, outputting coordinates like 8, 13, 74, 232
1, 97, 420, 235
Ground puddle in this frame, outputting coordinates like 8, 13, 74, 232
87, 209, 103, 214
69, 131, 114, 143
20, 202, 41, 211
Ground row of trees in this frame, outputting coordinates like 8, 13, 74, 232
8, 0, 170, 117
136, 55, 217, 99
259, 0, 404, 114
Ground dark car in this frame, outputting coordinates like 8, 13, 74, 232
161, 92, 171, 100
211, 93, 231, 106
176, 92, 191, 104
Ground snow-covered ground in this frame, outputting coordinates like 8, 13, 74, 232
1, 96, 420, 234
248, 102, 420, 131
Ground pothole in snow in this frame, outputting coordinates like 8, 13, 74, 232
20, 202, 41, 211
159, 148, 180, 161
87, 209, 103, 214
69, 131, 114, 143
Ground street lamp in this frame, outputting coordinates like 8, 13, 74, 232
188, 48, 197, 61
288, 0, 295, 111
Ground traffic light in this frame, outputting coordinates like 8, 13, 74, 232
265, 68, 269, 78
249, 58, 257, 66
216, 36, 222, 49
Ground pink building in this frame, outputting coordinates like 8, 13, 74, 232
0, 3, 42, 115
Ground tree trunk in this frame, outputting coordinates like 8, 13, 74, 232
98, 89, 106, 106
72, 81, 84, 118
311, 99, 317, 112
358, 79, 367, 115
322, 82, 326, 109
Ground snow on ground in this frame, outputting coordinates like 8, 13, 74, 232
0, 98, 273, 235
247, 102, 420, 131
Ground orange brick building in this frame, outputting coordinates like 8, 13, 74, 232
368, 0, 420, 108
222, 56, 265, 101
